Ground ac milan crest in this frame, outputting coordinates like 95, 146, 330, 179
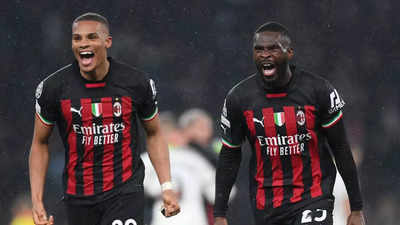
113, 102, 122, 117
296, 110, 305, 126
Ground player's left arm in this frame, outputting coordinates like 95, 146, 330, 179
143, 115, 180, 217
324, 118, 366, 225
319, 80, 365, 225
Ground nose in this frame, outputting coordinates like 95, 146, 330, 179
260, 50, 271, 58
77, 38, 90, 49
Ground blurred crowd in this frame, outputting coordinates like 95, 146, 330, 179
1, 0, 400, 224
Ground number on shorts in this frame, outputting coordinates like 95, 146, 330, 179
301, 209, 327, 223
112, 218, 137, 225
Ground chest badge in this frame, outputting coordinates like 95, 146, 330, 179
113, 102, 122, 117
274, 112, 285, 127
91, 103, 103, 117
296, 110, 306, 126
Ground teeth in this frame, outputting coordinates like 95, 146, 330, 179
80, 51, 93, 55
263, 63, 274, 69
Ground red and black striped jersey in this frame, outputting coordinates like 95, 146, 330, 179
220, 66, 345, 211
35, 58, 158, 202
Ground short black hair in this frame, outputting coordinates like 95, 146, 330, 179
254, 22, 291, 47
72, 12, 110, 33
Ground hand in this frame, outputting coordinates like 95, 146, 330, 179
32, 202, 54, 225
214, 216, 228, 225
347, 210, 366, 225
161, 189, 180, 217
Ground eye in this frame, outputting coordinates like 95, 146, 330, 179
72, 35, 81, 41
267, 45, 281, 52
87, 33, 99, 40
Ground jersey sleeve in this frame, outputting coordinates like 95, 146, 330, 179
138, 78, 158, 121
35, 80, 58, 126
220, 92, 245, 148
318, 80, 346, 128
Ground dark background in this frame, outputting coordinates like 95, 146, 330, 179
1, 0, 399, 224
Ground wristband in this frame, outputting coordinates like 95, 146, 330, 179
161, 181, 174, 192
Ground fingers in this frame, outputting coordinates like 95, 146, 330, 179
162, 204, 181, 217
48, 215, 54, 225
32, 209, 54, 225
161, 190, 181, 217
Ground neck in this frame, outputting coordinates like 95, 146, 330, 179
263, 65, 292, 90
81, 58, 110, 81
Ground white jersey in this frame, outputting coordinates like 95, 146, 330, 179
142, 146, 218, 225
333, 172, 350, 225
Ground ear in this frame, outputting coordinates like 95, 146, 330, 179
287, 47, 294, 60
105, 35, 112, 49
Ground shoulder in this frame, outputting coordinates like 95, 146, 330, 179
110, 58, 151, 85
36, 64, 73, 97
296, 67, 331, 88
41, 64, 73, 85
226, 73, 258, 99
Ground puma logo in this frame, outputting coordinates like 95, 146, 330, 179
253, 117, 264, 127
71, 106, 83, 117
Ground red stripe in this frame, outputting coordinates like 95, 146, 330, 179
283, 106, 304, 203
81, 98, 94, 195
101, 97, 115, 191
244, 110, 265, 210
266, 93, 287, 98
85, 82, 106, 88
262, 108, 284, 208
61, 100, 77, 195
304, 106, 322, 198
121, 96, 133, 182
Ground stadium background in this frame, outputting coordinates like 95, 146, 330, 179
1, 0, 399, 224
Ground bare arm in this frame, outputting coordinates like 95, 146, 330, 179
143, 115, 180, 217
143, 115, 171, 185
29, 114, 54, 225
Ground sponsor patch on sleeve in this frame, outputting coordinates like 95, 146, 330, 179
328, 89, 345, 114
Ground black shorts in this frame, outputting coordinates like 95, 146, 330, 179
65, 190, 144, 225
254, 198, 334, 225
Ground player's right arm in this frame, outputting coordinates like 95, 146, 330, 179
30, 79, 58, 225
214, 93, 244, 225
29, 115, 54, 225
214, 145, 242, 225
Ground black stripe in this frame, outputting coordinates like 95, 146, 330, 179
300, 106, 314, 200
113, 97, 123, 185
72, 98, 84, 196
276, 106, 293, 207
62, 100, 71, 195
92, 98, 104, 194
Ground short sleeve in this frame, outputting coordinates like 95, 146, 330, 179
35, 80, 58, 126
138, 78, 158, 121
220, 92, 245, 148
318, 80, 345, 128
